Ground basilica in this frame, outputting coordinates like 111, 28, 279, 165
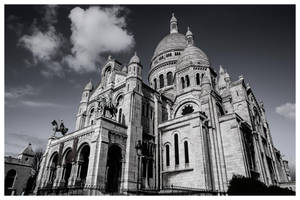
34, 14, 291, 195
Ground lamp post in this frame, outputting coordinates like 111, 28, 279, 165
135, 140, 143, 194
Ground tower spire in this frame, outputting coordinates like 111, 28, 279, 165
170, 13, 178, 34
186, 26, 194, 46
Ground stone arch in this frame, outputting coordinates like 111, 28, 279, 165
167, 71, 173, 86
153, 78, 157, 90
173, 98, 201, 118
88, 106, 95, 125
61, 148, 73, 186
76, 143, 90, 185
159, 74, 164, 88
105, 144, 123, 193
113, 91, 124, 106
47, 152, 58, 186
5, 169, 17, 194
163, 142, 172, 167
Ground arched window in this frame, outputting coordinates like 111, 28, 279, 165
159, 74, 164, 88
118, 108, 122, 123
5, 169, 16, 189
182, 105, 194, 115
185, 75, 190, 87
216, 103, 225, 116
166, 145, 170, 167
184, 141, 189, 164
48, 153, 58, 186
89, 108, 95, 125
174, 134, 179, 165
62, 150, 73, 186
196, 73, 200, 85
167, 72, 173, 86
181, 77, 185, 89
78, 145, 90, 184
154, 78, 157, 90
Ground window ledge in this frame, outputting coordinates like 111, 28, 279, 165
161, 167, 193, 174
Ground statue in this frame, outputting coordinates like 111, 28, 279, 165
96, 94, 117, 119
51, 120, 68, 136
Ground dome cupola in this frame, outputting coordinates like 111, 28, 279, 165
129, 51, 141, 64
176, 27, 209, 70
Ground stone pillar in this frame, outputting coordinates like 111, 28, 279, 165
68, 161, 79, 186
84, 142, 97, 186
53, 165, 63, 187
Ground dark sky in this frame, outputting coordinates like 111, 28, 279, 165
5, 5, 295, 166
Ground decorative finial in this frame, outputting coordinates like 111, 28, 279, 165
219, 65, 225, 74
186, 26, 194, 46
170, 13, 178, 33
108, 55, 112, 60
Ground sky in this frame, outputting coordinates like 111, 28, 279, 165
5, 5, 295, 170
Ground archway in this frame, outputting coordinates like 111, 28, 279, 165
48, 153, 58, 186
62, 149, 72, 186
106, 144, 122, 193
5, 169, 16, 195
78, 144, 90, 185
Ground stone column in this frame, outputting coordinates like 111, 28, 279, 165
68, 161, 79, 186
53, 165, 63, 187
84, 142, 97, 186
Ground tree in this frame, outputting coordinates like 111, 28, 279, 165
227, 175, 295, 195
24, 148, 44, 195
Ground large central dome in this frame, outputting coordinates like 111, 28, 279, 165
153, 33, 187, 59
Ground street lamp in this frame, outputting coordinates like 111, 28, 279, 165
135, 140, 143, 194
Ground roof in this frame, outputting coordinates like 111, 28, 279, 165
153, 33, 187, 59
21, 143, 35, 156
176, 45, 210, 70
129, 52, 140, 64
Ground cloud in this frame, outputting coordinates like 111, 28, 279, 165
5, 84, 38, 99
64, 6, 134, 73
19, 26, 62, 63
275, 102, 295, 120
18, 5, 64, 78
21, 100, 62, 108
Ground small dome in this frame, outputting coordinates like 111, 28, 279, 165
186, 26, 193, 37
177, 45, 209, 70
84, 80, 93, 91
170, 13, 177, 23
129, 51, 140, 64
153, 33, 187, 60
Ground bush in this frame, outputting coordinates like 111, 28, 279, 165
227, 175, 295, 195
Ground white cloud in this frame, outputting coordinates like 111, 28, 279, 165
21, 100, 61, 108
18, 5, 63, 78
64, 6, 134, 73
19, 26, 62, 63
275, 102, 295, 120
5, 84, 38, 99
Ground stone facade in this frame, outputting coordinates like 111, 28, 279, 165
34, 14, 291, 195
5, 143, 35, 195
